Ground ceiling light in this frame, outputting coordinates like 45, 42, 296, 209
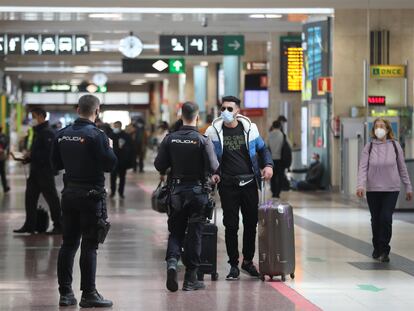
90, 41, 104, 45
88, 13, 122, 19
73, 66, 89, 73
200, 61, 209, 67
249, 14, 265, 19
0, 7, 334, 15
70, 79, 82, 85
265, 14, 282, 18
90, 48, 103, 52
130, 79, 147, 85
144, 73, 160, 78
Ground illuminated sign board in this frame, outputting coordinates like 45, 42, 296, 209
0, 34, 89, 55
122, 58, 185, 74
370, 65, 406, 79
368, 96, 386, 105
159, 35, 244, 56
280, 36, 303, 92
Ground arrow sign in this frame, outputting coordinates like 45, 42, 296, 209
169, 59, 185, 74
224, 35, 244, 55
228, 40, 241, 51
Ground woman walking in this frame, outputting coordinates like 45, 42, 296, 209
357, 118, 412, 262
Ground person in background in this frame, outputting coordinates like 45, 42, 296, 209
133, 118, 147, 173
156, 121, 169, 148
0, 126, 10, 193
198, 114, 214, 135
292, 153, 323, 191
206, 95, 273, 281
277, 115, 288, 133
268, 120, 285, 198
110, 121, 134, 199
357, 118, 412, 263
14, 107, 62, 234
169, 119, 183, 133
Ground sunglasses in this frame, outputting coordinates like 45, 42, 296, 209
220, 106, 234, 112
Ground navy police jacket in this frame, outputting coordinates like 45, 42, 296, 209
154, 125, 219, 180
52, 118, 117, 187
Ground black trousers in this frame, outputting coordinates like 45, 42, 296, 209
166, 183, 207, 271
366, 191, 399, 255
0, 160, 8, 191
219, 182, 259, 266
110, 168, 127, 195
58, 187, 106, 294
24, 170, 61, 231
270, 159, 285, 198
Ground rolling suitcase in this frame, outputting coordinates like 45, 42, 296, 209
197, 190, 219, 281
258, 181, 295, 282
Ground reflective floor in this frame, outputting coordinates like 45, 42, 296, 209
1, 160, 414, 310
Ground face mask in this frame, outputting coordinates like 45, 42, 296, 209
221, 110, 235, 123
31, 119, 38, 127
310, 159, 317, 165
113, 128, 121, 134
375, 128, 386, 139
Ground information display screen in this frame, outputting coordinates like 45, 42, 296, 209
280, 36, 303, 93
244, 90, 269, 108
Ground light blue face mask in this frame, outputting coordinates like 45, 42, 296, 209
221, 110, 235, 123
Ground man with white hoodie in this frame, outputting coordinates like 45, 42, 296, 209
206, 96, 273, 280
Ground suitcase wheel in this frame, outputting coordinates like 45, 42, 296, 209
197, 273, 204, 281
211, 273, 219, 281
260, 274, 266, 282
290, 273, 295, 280
281, 275, 286, 282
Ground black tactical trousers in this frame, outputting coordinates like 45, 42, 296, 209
24, 170, 61, 231
166, 183, 207, 270
57, 187, 107, 295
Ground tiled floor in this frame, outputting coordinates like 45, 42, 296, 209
1, 162, 414, 310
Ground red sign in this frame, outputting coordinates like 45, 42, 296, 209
317, 77, 332, 95
240, 108, 264, 117
368, 96, 386, 105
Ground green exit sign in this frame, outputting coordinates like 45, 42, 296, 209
169, 58, 185, 74
224, 35, 244, 56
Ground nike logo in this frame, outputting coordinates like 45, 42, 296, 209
239, 179, 253, 187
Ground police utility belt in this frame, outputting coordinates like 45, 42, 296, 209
66, 182, 111, 244
222, 173, 256, 187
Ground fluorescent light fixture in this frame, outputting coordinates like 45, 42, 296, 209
70, 79, 83, 85
200, 61, 209, 67
73, 66, 90, 73
249, 14, 265, 18
5, 66, 122, 73
90, 41, 104, 45
265, 14, 282, 18
0, 7, 334, 15
88, 13, 122, 19
144, 73, 160, 78
90, 48, 103, 52
130, 79, 147, 85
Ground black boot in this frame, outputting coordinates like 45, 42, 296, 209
182, 269, 205, 291
59, 291, 77, 307
166, 258, 178, 292
79, 290, 113, 308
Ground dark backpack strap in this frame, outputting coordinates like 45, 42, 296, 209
367, 142, 373, 171
391, 140, 399, 161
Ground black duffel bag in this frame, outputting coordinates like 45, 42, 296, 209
151, 181, 170, 213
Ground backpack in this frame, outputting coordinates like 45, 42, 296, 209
281, 133, 292, 168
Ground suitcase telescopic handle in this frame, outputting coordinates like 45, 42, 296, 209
260, 177, 266, 205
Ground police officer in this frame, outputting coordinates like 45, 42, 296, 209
154, 101, 219, 292
14, 107, 61, 234
52, 95, 117, 308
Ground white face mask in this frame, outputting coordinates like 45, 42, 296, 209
31, 119, 38, 127
113, 128, 121, 134
375, 128, 387, 139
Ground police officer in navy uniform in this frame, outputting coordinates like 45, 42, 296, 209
52, 95, 117, 308
155, 101, 219, 292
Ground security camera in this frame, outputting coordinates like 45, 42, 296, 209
201, 16, 208, 28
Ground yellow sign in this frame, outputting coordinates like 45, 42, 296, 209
370, 65, 406, 79
286, 47, 303, 91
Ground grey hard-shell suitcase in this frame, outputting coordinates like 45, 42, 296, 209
258, 181, 295, 282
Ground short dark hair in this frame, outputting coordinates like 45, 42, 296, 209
277, 115, 287, 122
114, 121, 122, 128
181, 101, 199, 122
78, 95, 100, 117
222, 96, 241, 107
31, 107, 47, 119
272, 120, 282, 129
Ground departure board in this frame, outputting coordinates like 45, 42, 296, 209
280, 36, 303, 92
